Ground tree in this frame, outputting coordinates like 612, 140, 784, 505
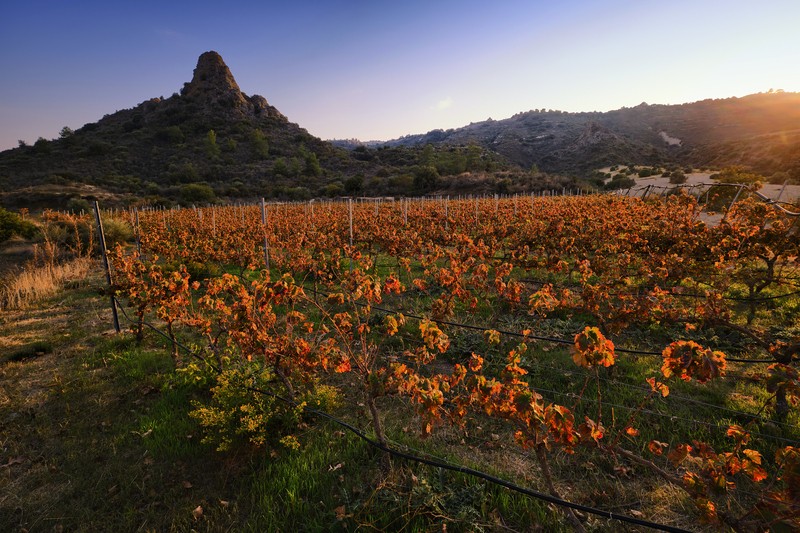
223, 138, 237, 153
250, 130, 269, 160
344, 175, 363, 194
414, 165, 439, 192
59, 126, 74, 139
180, 183, 216, 204
157, 126, 185, 144
273, 158, 290, 178
466, 144, 484, 172
205, 129, 221, 159
321, 181, 344, 197
420, 144, 435, 166
303, 151, 322, 177
33, 137, 51, 154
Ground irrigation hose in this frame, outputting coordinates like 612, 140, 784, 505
112, 295, 692, 533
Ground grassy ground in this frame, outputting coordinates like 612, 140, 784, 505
0, 268, 569, 532
2, 251, 796, 531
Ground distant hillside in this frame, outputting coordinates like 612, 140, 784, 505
380, 91, 800, 180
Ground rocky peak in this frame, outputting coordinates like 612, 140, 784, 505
181, 51, 247, 106
178, 51, 284, 119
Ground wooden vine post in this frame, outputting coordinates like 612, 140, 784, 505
348, 198, 354, 272
93, 201, 121, 333
260, 198, 270, 271
133, 208, 141, 254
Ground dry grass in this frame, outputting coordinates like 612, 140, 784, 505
0, 256, 94, 310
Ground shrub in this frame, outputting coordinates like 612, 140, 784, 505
66, 197, 93, 214
249, 130, 269, 159
605, 175, 635, 190
321, 182, 344, 197
344, 175, 364, 194
180, 183, 216, 204
387, 174, 414, 195
716, 166, 762, 185
0, 208, 38, 243
101, 217, 134, 247
414, 165, 439, 192
156, 126, 185, 144
669, 171, 687, 184
768, 171, 792, 185
185, 361, 339, 452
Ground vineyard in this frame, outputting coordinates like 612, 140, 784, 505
85, 190, 800, 530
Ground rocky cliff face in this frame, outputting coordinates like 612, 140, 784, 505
180, 51, 284, 119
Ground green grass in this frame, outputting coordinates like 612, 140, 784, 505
1, 274, 578, 532
0, 340, 53, 363
6, 241, 799, 532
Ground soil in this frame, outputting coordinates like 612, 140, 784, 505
599, 167, 800, 203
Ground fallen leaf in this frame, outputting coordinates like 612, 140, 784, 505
334, 505, 346, 520
192, 505, 203, 520
2, 456, 25, 468
613, 465, 633, 477
182, 480, 193, 489
219, 499, 230, 508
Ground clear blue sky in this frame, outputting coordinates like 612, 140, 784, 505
2, 0, 799, 151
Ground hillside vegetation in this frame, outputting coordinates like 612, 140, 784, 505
0, 52, 564, 210
382, 91, 800, 180
2, 52, 799, 211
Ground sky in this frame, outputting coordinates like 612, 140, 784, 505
1, 0, 799, 151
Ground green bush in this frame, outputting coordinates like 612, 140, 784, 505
101, 217, 134, 247
0, 208, 38, 243
768, 171, 792, 185
387, 174, 414, 195
669, 171, 687, 184
156, 126, 185, 144
66, 197, 93, 214
185, 360, 339, 452
604, 175, 635, 190
344, 175, 364, 194
321, 182, 344, 197
715, 166, 762, 185
414, 165, 439, 192
180, 183, 216, 204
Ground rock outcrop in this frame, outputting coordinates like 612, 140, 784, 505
180, 51, 284, 119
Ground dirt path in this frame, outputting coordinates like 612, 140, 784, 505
599, 167, 800, 203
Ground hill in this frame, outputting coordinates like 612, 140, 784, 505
4, 52, 797, 210
0, 52, 530, 209
0, 52, 349, 208
381, 91, 800, 180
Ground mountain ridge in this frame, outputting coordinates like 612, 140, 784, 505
1, 52, 798, 209
369, 91, 800, 178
